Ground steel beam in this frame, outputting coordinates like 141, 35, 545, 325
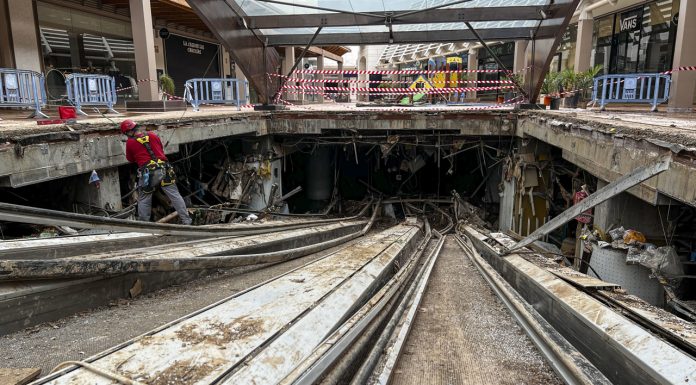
523, 0, 581, 102
32, 224, 422, 385
0, 221, 367, 280
510, 156, 672, 251
247, 6, 564, 29
185, 0, 281, 102
267, 26, 557, 46
0, 201, 370, 237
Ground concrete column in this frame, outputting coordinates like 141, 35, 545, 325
467, 48, 478, 100
316, 54, 324, 104
153, 32, 165, 71
68, 32, 82, 71
593, 180, 663, 241
129, 0, 158, 101
0, 0, 15, 68
281, 47, 295, 101
221, 46, 232, 78
75, 168, 122, 212
6, 0, 42, 72
668, 0, 696, 112
575, 11, 594, 72
513, 41, 529, 74
337, 61, 344, 102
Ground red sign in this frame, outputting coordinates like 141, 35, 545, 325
573, 191, 593, 224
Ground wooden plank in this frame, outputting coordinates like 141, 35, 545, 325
550, 269, 620, 290
0, 368, 41, 385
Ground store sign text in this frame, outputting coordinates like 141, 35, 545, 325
620, 15, 639, 32
183, 40, 205, 55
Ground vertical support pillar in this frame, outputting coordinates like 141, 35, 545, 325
668, 0, 696, 112
575, 10, 594, 73
467, 48, 478, 100
5, 0, 42, 72
129, 0, 158, 101
0, 0, 14, 68
221, 46, 232, 78
316, 54, 324, 104
68, 32, 82, 71
499, 176, 516, 232
281, 47, 295, 102
513, 41, 529, 74
337, 60, 344, 102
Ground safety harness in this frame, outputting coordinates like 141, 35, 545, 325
136, 135, 176, 193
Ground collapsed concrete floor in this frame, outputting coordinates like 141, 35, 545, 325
0, 106, 696, 384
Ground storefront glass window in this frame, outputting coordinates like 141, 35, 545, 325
591, 0, 679, 75
638, 0, 679, 73
554, 24, 577, 72
613, 7, 643, 73
592, 14, 615, 75
477, 42, 514, 100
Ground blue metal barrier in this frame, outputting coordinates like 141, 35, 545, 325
0, 68, 48, 118
184, 78, 249, 111
65, 73, 118, 115
592, 73, 671, 112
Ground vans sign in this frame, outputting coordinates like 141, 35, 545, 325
620, 14, 639, 32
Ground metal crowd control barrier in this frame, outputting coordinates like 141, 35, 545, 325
65, 73, 118, 115
592, 73, 671, 112
0, 68, 48, 118
184, 78, 248, 111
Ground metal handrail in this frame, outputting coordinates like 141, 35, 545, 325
0, 67, 48, 118
65, 73, 118, 115
592, 73, 671, 112
184, 78, 249, 111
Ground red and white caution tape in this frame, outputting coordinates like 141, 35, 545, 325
291, 68, 504, 75
661, 66, 696, 75
270, 74, 512, 85
281, 84, 514, 95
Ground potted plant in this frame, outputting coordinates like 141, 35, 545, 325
560, 68, 580, 108
159, 73, 175, 100
542, 71, 561, 109
576, 64, 603, 108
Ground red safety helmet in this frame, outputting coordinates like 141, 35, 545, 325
120, 119, 137, 134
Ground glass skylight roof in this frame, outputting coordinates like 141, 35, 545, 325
237, 0, 552, 16
229, 0, 577, 46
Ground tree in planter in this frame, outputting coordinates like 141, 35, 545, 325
159, 73, 175, 100
559, 68, 580, 107
541, 71, 560, 106
576, 64, 603, 103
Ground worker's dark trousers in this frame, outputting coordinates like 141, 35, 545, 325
137, 184, 192, 225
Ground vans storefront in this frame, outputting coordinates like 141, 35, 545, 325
591, 0, 680, 74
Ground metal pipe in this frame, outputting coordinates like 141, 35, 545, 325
0, 201, 370, 237
349, 235, 446, 385
454, 234, 611, 385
